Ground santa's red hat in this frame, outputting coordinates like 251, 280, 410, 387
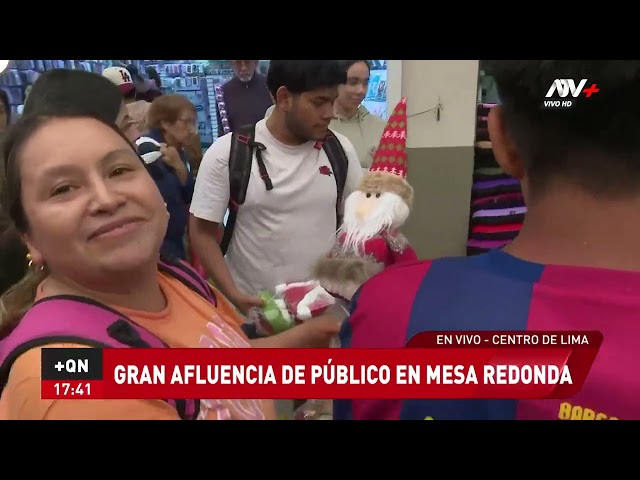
360, 98, 413, 207
370, 98, 408, 178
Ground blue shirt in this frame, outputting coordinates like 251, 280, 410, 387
141, 129, 195, 260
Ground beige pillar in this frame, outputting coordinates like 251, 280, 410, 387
399, 60, 479, 259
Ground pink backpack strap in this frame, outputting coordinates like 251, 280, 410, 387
0, 296, 199, 420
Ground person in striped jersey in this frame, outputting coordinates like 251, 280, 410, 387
335, 60, 640, 421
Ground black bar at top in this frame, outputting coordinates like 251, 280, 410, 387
41, 348, 103, 381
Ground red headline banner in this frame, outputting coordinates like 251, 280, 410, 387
41, 331, 602, 400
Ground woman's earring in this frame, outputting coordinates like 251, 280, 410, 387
26, 253, 44, 271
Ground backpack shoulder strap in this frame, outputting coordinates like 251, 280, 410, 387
0, 297, 199, 420
222, 123, 256, 255
159, 255, 217, 306
322, 130, 349, 227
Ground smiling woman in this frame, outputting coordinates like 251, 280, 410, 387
7, 118, 166, 280
330, 60, 386, 169
0, 69, 144, 296
0, 112, 340, 420
0, 113, 273, 420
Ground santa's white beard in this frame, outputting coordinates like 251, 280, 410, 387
339, 191, 409, 253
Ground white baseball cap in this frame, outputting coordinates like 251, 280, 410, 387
102, 66, 135, 95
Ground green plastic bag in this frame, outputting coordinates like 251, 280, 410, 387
253, 291, 295, 335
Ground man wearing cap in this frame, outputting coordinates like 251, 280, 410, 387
103, 66, 151, 133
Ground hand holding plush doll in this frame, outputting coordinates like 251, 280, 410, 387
313, 98, 418, 302
249, 281, 336, 336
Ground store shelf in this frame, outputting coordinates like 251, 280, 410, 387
0, 60, 117, 115
363, 60, 388, 119
137, 60, 237, 148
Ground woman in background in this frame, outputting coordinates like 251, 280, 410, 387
330, 60, 385, 169
145, 66, 163, 96
144, 94, 197, 260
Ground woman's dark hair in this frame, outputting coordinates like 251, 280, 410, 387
342, 60, 372, 72
0, 88, 11, 126
1, 90, 20, 297
0, 113, 139, 337
24, 69, 122, 123
146, 66, 162, 88
0, 210, 28, 296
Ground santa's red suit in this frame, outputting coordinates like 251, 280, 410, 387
313, 97, 417, 302
334, 230, 418, 267
314, 229, 417, 301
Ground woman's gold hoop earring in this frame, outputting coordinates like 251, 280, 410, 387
26, 253, 44, 271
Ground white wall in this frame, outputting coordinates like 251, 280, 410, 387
401, 60, 479, 149
386, 60, 403, 116
398, 60, 480, 258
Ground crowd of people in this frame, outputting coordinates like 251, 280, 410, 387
0, 59, 637, 420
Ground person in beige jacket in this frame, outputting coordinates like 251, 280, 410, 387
102, 66, 151, 133
330, 60, 386, 169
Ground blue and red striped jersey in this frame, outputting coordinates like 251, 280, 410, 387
334, 249, 640, 420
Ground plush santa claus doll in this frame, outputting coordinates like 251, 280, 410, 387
313, 98, 418, 301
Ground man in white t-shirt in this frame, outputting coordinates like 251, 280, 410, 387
189, 60, 363, 315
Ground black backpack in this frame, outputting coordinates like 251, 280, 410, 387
220, 124, 349, 255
